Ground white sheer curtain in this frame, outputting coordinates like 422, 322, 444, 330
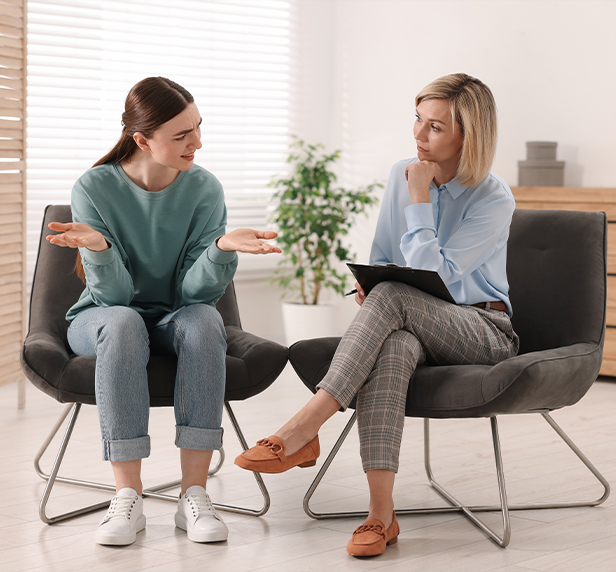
26, 0, 296, 282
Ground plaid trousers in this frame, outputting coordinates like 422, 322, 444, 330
317, 281, 520, 472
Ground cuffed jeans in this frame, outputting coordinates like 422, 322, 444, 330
67, 304, 226, 462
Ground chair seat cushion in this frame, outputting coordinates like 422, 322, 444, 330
289, 337, 602, 418
22, 326, 288, 406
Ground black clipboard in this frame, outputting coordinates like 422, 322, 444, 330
347, 263, 456, 304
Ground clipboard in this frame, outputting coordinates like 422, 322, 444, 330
347, 263, 456, 304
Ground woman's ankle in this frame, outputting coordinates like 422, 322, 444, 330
111, 459, 143, 495
274, 391, 341, 455
275, 425, 317, 456
116, 483, 143, 496
367, 507, 395, 529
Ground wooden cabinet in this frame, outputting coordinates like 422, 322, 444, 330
512, 186, 616, 376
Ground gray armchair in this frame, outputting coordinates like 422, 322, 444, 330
288, 209, 610, 547
21, 205, 289, 524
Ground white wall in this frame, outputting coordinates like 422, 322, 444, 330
239, 0, 616, 340
320, 0, 616, 189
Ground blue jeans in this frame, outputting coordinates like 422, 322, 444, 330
67, 304, 227, 462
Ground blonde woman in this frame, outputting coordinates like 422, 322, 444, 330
236, 73, 519, 557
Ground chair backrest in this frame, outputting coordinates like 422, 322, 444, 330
507, 209, 606, 355
28, 205, 242, 349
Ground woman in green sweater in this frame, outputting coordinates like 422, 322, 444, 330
46, 77, 280, 547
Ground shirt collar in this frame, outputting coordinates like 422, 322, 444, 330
430, 178, 468, 199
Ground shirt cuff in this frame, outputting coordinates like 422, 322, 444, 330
208, 241, 238, 265
404, 203, 436, 233
79, 244, 115, 266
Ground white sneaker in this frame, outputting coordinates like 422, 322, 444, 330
175, 485, 228, 542
95, 487, 146, 546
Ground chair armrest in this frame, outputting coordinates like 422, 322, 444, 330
482, 342, 603, 411
224, 326, 289, 400
226, 325, 288, 365
21, 333, 72, 399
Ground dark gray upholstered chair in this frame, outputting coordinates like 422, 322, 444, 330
289, 209, 610, 547
22, 205, 289, 524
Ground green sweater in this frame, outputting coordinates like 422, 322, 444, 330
66, 163, 238, 321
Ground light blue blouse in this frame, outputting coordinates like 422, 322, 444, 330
369, 158, 516, 315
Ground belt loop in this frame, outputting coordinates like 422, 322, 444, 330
485, 302, 491, 310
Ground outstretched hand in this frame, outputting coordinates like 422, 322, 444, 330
46, 222, 109, 251
216, 228, 282, 255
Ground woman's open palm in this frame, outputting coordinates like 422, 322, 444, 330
46, 222, 109, 251
217, 229, 281, 255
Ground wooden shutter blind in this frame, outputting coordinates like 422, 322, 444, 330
0, 0, 26, 401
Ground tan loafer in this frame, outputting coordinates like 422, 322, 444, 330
234, 435, 319, 474
346, 513, 399, 557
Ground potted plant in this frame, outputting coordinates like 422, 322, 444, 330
269, 138, 381, 344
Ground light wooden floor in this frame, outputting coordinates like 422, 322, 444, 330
2, 367, 615, 572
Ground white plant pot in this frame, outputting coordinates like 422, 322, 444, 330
282, 302, 339, 346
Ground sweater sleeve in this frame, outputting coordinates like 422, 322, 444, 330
177, 191, 238, 307
71, 182, 135, 307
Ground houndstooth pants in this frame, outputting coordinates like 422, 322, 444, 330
316, 281, 520, 473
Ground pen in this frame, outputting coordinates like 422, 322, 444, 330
344, 289, 358, 296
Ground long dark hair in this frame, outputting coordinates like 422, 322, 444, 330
75, 77, 194, 281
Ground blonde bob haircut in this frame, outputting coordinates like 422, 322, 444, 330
415, 73, 497, 187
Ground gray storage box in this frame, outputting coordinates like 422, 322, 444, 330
518, 141, 564, 186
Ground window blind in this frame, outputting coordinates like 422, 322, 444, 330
27, 0, 296, 283
0, 0, 27, 397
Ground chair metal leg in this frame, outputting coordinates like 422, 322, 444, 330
35, 401, 270, 523
35, 405, 223, 491
424, 416, 511, 546
537, 412, 610, 508
35, 403, 183, 524
218, 401, 270, 516
303, 411, 610, 548
35, 403, 76, 484
37, 404, 113, 524
304, 411, 359, 518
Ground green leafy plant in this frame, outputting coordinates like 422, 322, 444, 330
269, 138, 381, 305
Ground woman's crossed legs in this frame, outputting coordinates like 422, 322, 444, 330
237, 281, 518, 554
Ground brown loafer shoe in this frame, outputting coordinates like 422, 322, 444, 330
346, 513, 399, 557
234, 435, 320, 474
